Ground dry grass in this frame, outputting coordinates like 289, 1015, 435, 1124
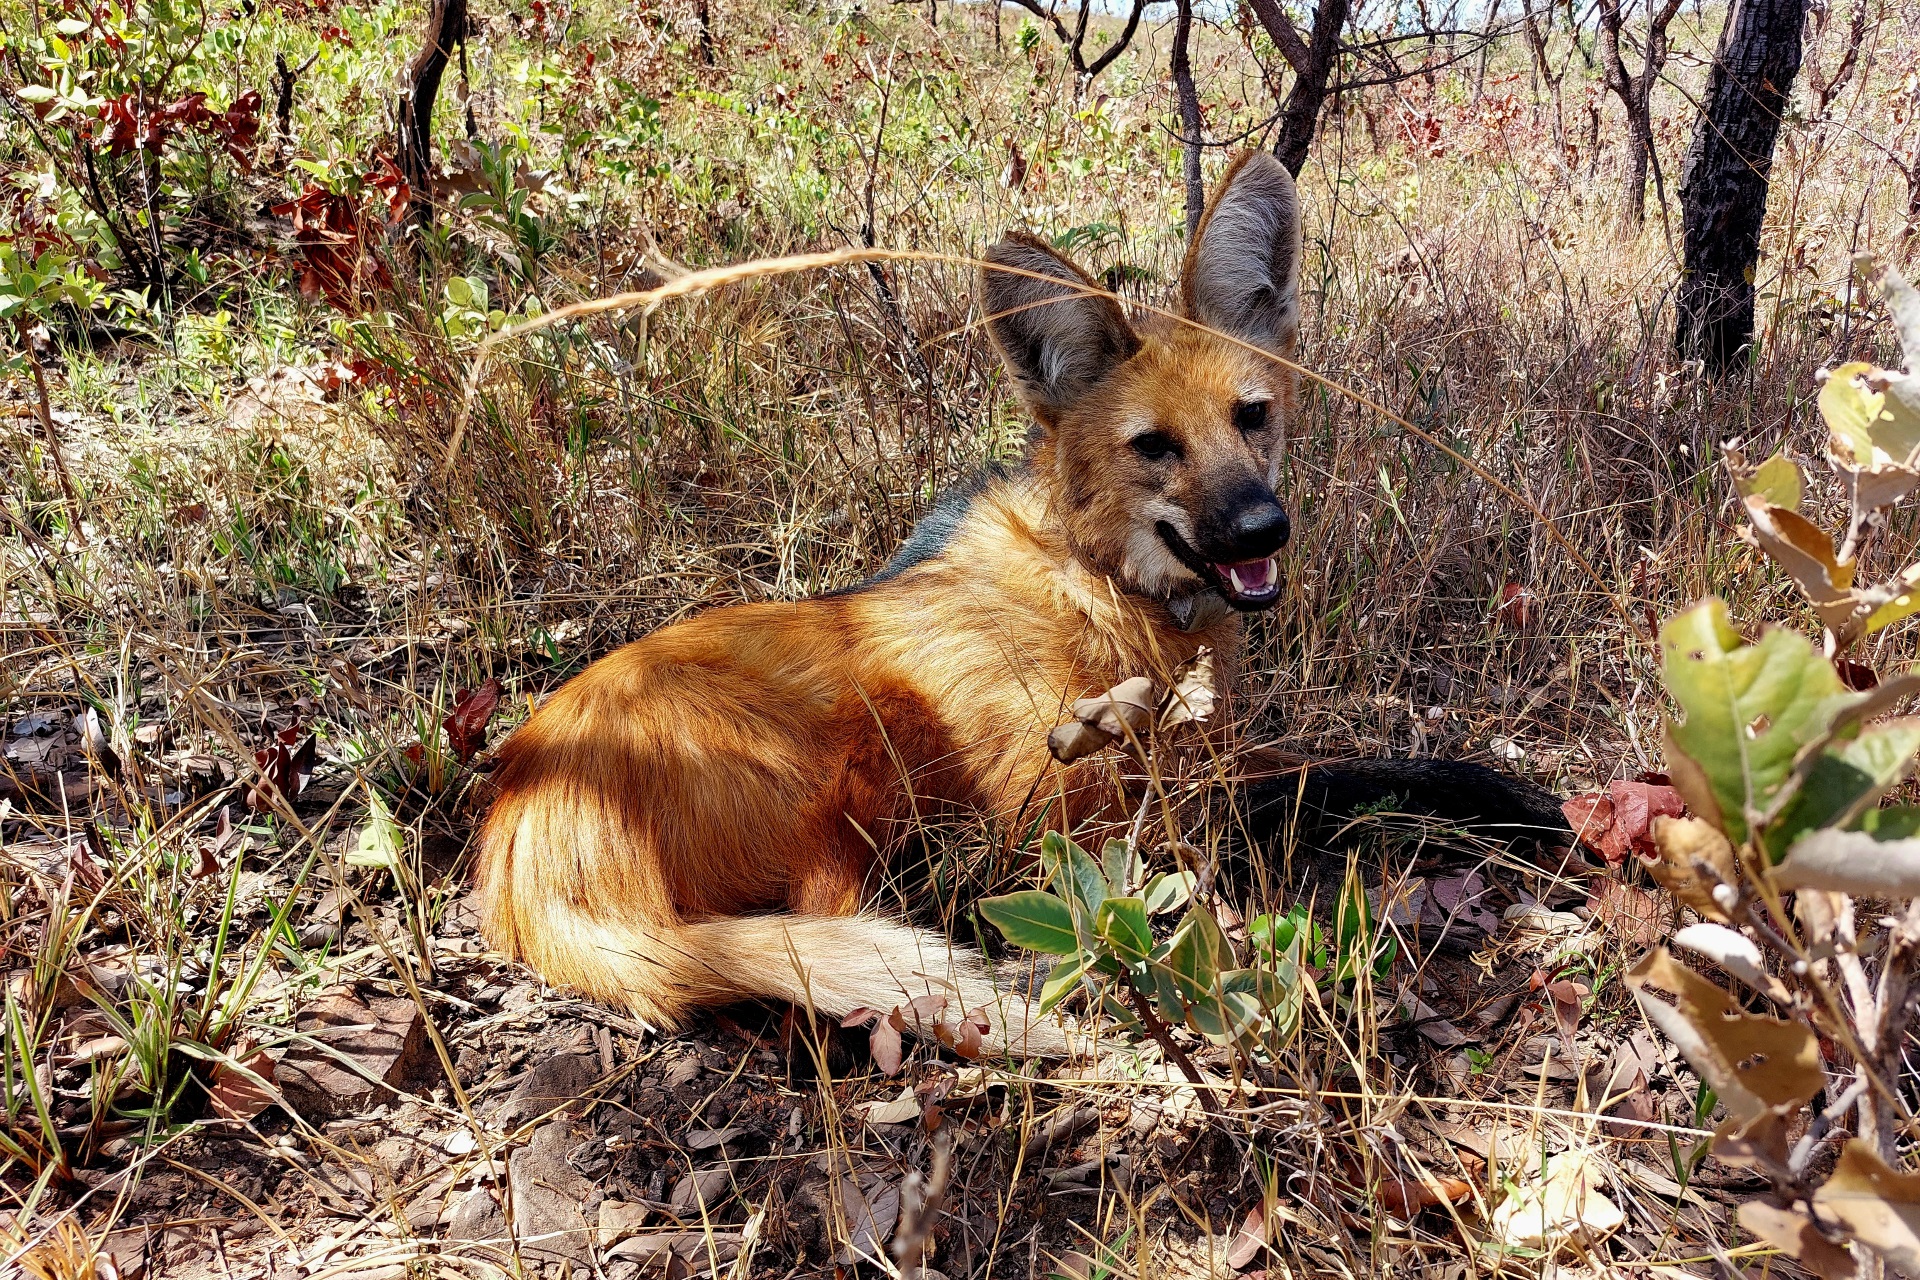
2, 0, 1919, 1273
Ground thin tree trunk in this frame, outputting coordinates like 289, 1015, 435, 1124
1519, 0, 1569, 172
1623, 109, 1649, 223
1172, 0, 1204, 239
1268, 0, 1349, 177
271, 52, 315, 171
693, 0, 715, 65
395, 0, 468, 228
18, 316, 83, 538
1675, 0, 1809, 373
1594, 0, 1679, 226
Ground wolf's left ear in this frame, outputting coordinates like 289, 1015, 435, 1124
1181, 151, 1302, 357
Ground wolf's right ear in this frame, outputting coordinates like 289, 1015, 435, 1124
981, 234, 1140, 419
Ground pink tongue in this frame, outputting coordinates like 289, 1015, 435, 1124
1222, 558, 1276, 594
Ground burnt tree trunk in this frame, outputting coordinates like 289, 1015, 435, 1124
692, 0, 715, 64
1172, 0, 1205, 239
395, 0, 468, 226
1267, 0, 1348, 178
272, 51, 317, 171
1675, 0, 1809, 374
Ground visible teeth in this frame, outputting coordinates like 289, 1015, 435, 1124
1228, 558, 1276, 595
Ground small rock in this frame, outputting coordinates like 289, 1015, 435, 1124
502, 1120, 597, 1261
277, 990, 438, 1121
440, 894, 483, 936
101, 1228, 149, 1280
493, 1050, 598, 1126
597, 1200, 651, 1246
443, 1186, 505, 1251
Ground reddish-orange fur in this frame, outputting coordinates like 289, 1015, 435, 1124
476, 153, 1303, 1050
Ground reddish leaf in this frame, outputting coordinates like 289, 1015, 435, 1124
1545, 979, 1589, 1040
363, 153, 412, 223
951, 1016, 983, 1060
208, 1050, 277, 1122
443, 678, 503, 763
269, 164, 401, 312
248, 724, 316, 813
1494, 583, 1536, 629
1376, 1174, 1473, 1217
1608, 780, 1685, 859
66, 843, 106, 894
1587, 880, 1663, 951
1835, 658, 1878, 691
1227, 1205, 1269, 1269
1562, 780, 1685, 865
870, 1016, 903, 1076
1561, 793, 1615, 850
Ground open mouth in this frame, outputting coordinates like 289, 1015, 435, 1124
1208, 556, 1282, 607
1155, 521, 1285, 610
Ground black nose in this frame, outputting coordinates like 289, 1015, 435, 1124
1224, 501, 1290, 558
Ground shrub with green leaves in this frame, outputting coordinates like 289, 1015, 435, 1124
1624, 257, 1920, 1277
980, 831, 1305, 1053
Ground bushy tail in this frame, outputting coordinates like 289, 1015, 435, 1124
495, 895, 1073, 1058
1246, 756, 1572, 839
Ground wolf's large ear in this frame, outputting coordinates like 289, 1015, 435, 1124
1181, 151, 1302, 356
981, 233, 1141, 418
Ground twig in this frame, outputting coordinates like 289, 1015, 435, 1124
16, 315, 84, 542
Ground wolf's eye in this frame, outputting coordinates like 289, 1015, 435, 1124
1130, 431, 1181, 461
1233, 400, 1271, 434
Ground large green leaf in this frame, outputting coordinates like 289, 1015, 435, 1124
347, 789, 404, 869
1157, 904, 1230, 1002
1732, 452, 1803, 512
1037, 953, 1089, 1015
1182, 988, 1264, 1043
1855, 805, 1920, 840
1041, 831, 1107, 920
1100, 838, 1141, 896
1094, 897, 1152, 967
979, 891, 1078, 956
1660, 599, 1853, 842
1142, 870, 1196, 915
1762, 719, 1920, 861
1227, 964, 1303, 1043
1822, 362, 1920, 470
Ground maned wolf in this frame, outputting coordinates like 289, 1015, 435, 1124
475, 151, 1565, 1052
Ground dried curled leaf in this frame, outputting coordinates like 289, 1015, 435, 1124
1738, 1200, 1857, 1280
1672, 923, 1789, 1003
1811, 1140, 1920, 1277
1489, 1150, 1626, 1250
1772, 827, 1920, 899
1742, 495, 1861, 637
208, 1049, 279, 1122
1159, 648, 1217, 729
1625, 948, 1822, 1175
1646, 815, 1738, 921
1046, 649, 1218, 764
